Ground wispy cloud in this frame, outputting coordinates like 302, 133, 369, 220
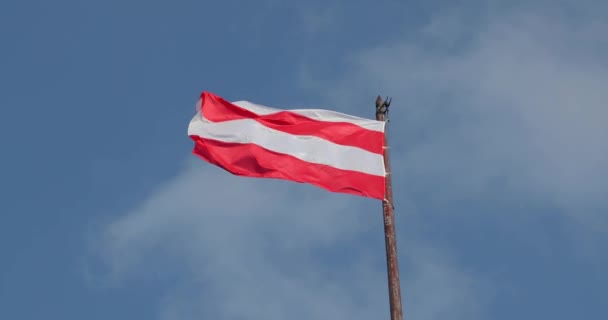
307, 3, 608, 233
89, 159, 487, 319
88, 1, 607, 319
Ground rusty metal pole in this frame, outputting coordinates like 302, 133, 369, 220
376, 95, 403, 320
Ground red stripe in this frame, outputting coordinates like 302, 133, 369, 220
190, 135, 385, 199
200, 92, 385, 155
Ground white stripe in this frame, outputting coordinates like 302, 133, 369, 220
231, 100, 385, 132
188, 112, 386, 176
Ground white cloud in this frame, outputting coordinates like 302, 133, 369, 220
308, 4, 608, 232
89, 2, 608, 319
89, 159, 487, 320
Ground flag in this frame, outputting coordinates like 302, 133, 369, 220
187, 91, 387, 199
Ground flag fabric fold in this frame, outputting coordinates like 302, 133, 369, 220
187, 91, 387, 199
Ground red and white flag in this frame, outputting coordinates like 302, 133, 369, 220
187, 92, 387, 199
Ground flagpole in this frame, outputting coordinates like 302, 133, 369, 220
376, 95, 403, 320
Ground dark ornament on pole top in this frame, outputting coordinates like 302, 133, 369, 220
375, 95, 392, 121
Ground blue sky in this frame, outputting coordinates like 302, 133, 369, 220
1, 0, 607, 319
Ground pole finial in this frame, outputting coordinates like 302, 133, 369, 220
375, 95, 392, 120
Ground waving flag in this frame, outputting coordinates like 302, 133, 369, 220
187, 92, 387, 199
